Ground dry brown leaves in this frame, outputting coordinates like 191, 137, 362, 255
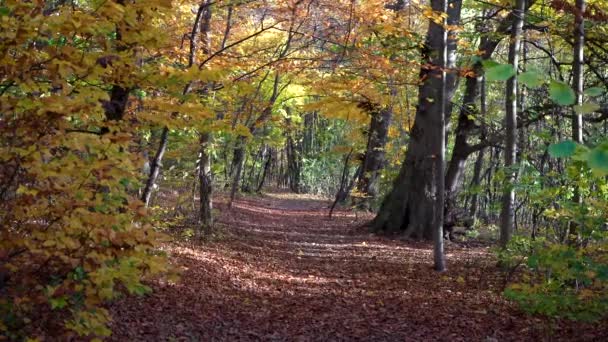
108, 191, 608, 341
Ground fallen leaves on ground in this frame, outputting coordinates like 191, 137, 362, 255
109, 191, 608, 341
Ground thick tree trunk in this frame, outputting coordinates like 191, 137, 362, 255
370, 0, 461, 240
356, 105, 392, 210
230, 142, 245, 180
500, 0, 526, 247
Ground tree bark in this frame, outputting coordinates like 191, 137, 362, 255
572, 0, 585, 145
469, 74, 487, 221
329, 149, 354, 218
433, 0, 448, 272
443, 3, 537, 216
569, 0, 585, 242
256, 147, 273, 192
500, 0, 526, 247
286, 132, 302, 193
370, 0, 462, 240
141, 127, 169, 206
356, 104, 392, 210
198, 132, 213, 236
228, 137, 246, 208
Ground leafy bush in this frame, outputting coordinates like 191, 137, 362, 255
0, 1, 173, 338
499, 141, 608, 322
502, 238, 608, 321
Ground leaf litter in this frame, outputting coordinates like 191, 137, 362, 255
108, 191, 608, 341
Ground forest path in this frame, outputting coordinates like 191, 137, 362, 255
109, 191, 599, 341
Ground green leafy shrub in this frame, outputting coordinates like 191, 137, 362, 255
503, 239, 608, 321
500, 140, 608, 322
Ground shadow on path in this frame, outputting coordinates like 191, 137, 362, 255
109, 191, 607, 341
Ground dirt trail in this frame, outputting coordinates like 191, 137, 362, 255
109, 191, 606, 341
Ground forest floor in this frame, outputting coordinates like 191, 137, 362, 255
109, 190, 608, 341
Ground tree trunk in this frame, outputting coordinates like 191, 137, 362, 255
329, 149, 354, 218
468, 148, 485, 221
570, 0, 585, 242
433, 0, 448, 272
140, 2, 212, 207
228, 144, 245, 208
256, 147, 273, 192
356, 105, 392, 210
198, 132, 213, 236
443, 2, 538, 221
286, 133, 302, 193
141, 127, 169, 206
500, 0, 526, 247
370, 0, 461, 240
469, 75, 487, 221
572, 0, 585, 145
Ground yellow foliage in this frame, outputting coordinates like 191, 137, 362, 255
0, 0, 173, 338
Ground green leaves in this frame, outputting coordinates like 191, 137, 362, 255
0, 7, 9, 16
573, 103, 600, 114
50, 296, 68, 310
518, 70, 544, 88
549, 140, 608, 175
549, 81, 576, 106
588, 147, 608, 174
548, 140, 577, 158
584, 87, 604, 97
482, 60, 591, 108
484, 63, 516, 82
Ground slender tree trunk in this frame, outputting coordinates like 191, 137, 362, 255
468, 148, 485, 220
469, 75, 487, 221
141, 127, 169, 206
433, 0, 448, 272
329, 149, 354, 218
570, 0, 585, 242
198, 132, 213, 235
229, 146, 245, 209
443, 3, 537, 217
572, 0, 585, 145
286, 133, 302, 193
256, 147, 272, 192
140, 2, 211, 207
195, 1, 214, 234
500, 0, 526, 247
